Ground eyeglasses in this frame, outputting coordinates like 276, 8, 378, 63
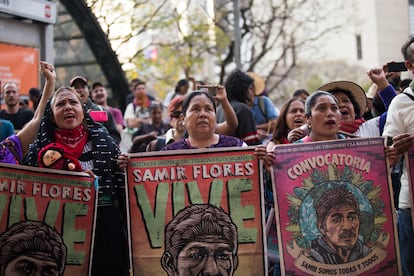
170, 110, 182, 119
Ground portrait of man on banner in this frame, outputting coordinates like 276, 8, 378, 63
161, 204, 238, 276
0, 220, 67, 276
309, 186, 371, 264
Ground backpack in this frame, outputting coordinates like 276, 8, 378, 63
258, 96, 268, 121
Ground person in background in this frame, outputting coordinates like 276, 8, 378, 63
19, 97, 29, 110
129, 102, 170, 153
267, 97, 305, 148
126, 77, 156, 106
162, 90, 243, 150
0, 61, 55, 165
123, 80, 153, 131
163, 78, 190, 109
164, 95, 186, 145
24, 86, 129, 276
0, 82, 34, 131
217, 69, 260, 145
0, 119, 14, 141
70, 76, 121, 144
292, 89, 310, 101
29, 87, 42, 111
91, 82, 125, 133
288, 80, 395, 142
382, 35, 414, 276
247, 72, 278, 143
296, 91, 343, 143
146, 85, 238, 151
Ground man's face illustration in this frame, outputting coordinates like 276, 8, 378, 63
175, 236, 236, 276
321, 204, 360, 250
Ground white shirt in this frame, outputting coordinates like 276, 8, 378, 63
383, 87, 414, 208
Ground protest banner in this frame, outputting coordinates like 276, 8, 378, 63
272, 137, 400, 275
126, 147, 267, 275
0, 163, 97, 276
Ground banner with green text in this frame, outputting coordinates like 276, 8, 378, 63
126, 147, 267, 275
0, 163, 97, 276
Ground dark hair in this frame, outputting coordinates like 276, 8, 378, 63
0, 220, 67, 275
181, 91, 216, 116
29, 87, 41, 97
225, 69, 254, 103
149, 102, 164, 113
163, 204, 238, 266
292, 89, 309, 98
272, 98, 305, 143
92, 82, 104, 91
305, 91, 338, 116
401, 36, 414, 61
174, 79, 189, 93
133, 80, 146, 91
315, 186, 359, 231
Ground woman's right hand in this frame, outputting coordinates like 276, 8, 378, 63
287, 126, 307, 143
40, 61, 56, 82
214, 85, 227, 104
393, 133, 414, 155
117, 153, 129, 171
255, 145, 275, 173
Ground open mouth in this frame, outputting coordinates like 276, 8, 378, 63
340, 109, 349, 116
294, 118, 303, 124
325, 119, 337, 126
64, 113, 75, 120
197, 121, 209, 126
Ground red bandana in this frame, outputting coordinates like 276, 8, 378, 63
54, 125, 88, 158
339, 118, 366, 134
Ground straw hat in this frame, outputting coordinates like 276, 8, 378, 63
318, 81, 367, 118
247, 72, 265, 96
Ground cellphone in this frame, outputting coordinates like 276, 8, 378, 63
386, 136, 393, 147
89, 110, 108, 122
197, 85, 216, 97
386, 62, 407, 72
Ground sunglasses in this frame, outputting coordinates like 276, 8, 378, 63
170, 110, 182, 119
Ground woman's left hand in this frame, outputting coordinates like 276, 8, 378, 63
385, 146, 399, 167
84, 170, 96, 178
117, 153, 129, 171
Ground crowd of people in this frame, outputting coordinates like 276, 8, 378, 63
1, 35, 414, 276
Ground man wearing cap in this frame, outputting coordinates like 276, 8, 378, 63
70, 76, 121, 144
91, 82, 125, 133
246, 72, 279, 143
0, 82, 34, 131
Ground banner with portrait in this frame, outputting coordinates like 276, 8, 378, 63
0, 163, 97, 276
126, 147, 267, 275
272, 138, 400, 275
